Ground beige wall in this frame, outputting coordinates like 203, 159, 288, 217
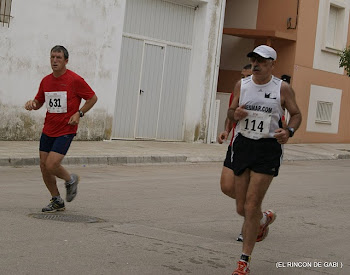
217, 0, 350, 143
292, 66, 350, 143
294, 0, 319, 68
257, 0, 350, 143
292, 0, 350, 143
256, 0, 299, 33
255, 0, 298, 80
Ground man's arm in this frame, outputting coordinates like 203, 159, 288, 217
283, 84, 302, 131
274, 82, 302, 143
227, 80, 247, 122
79, 94, 98, 115
218, 116, 234, 144
24, 99, 43, 111
68, 94, 98, 125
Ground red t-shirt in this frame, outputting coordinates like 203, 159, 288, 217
35, 69, 95, 137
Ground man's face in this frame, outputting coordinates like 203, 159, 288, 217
50, 51, 68, 72
249, 54, 275, 77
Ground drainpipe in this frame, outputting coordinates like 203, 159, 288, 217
206, 0, 226, 144
287, 0, 299, 29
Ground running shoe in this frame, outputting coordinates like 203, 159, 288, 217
232, 260, 250, 275
42, 198, 65, 212
256, 210, 276, 242
236, 233, 243, 242
65, 174, 79, 202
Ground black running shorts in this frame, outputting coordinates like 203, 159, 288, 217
223, 145, 234, 170
232, 134, 282, 177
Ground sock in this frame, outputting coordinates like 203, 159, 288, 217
260, 212, 267, 225
52, 195, 63, 203
240, 253, 251, 263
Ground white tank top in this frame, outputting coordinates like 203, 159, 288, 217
235, 75, 284, 140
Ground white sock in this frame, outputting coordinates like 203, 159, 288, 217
66, 175, 74, 185
52, 195, 63, 203
260, 212, 267, 225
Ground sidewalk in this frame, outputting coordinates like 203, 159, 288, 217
1, 140, 350, 166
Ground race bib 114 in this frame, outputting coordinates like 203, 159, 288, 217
45, 91, 67, 113
237, 110, 271, 140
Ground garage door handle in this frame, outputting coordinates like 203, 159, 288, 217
140, 89, 144, 94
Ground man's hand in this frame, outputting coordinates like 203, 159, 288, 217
234, 105, 248, 121
218, 130, 228, 144
274, 128, 289, 144
68, 112, 80, 125
24, 100, 37, 111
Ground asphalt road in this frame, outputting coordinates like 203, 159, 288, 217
1, 160, 349, 275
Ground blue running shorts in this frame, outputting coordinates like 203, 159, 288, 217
39, 133, 75, 155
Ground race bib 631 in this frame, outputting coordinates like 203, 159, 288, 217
45, 91, 67, 113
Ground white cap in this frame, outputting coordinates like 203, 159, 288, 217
247, 45, 277, 61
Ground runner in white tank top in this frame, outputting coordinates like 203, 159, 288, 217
235, 75, 285, 140
226, 45, 302, 275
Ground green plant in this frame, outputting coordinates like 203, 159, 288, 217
339, 46, 350, 76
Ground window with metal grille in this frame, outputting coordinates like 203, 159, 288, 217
0, 0, 12, 27
315, 101, 333, 124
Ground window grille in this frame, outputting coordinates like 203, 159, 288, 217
0, 0, 12, 27
315, 101, 333, 124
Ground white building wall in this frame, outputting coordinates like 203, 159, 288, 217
0, 0, 224, 143
0, 0, 124, 140
184, 0, 227, 142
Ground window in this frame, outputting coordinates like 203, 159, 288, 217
324, 2, 346, 52
0, 0, 12, 27
315, 101, 333, 124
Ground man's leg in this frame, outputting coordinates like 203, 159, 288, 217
235, 169, 250, 217
47, 134, 79, 202
232, 169, 251, 274
39, 151, 62, 197
220, 166, 235, 199
39, 151, 66, 212
44, 150, 79, 202
45, 151, 71, 182
242, 171, 273, 256
234, 169, 251, 244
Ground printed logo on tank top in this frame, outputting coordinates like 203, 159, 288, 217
245, 104, 272, 113
264, 92, 277, 99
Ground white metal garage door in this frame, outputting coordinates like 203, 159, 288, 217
112, 0, 195, 140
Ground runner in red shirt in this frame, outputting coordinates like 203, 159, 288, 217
25, 45, 98, 212
218, 64, 252, 242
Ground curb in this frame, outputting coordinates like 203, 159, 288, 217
1, 153, 350, 167
0, 155, 188, 167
